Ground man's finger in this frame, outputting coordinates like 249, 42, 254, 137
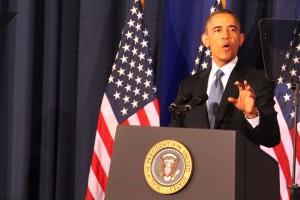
228, 97, 238, 104
244, 80, 254, 93
234, 81, 244, 91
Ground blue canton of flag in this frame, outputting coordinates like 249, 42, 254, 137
191, 0, 223, 75
105, 0, 157, 123
276, 23, 300, 128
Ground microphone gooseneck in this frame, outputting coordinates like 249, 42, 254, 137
183, 93, 208, 112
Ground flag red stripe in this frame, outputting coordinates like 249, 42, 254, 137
85, 188, 95, 200
136, 108, 150, 126
91, 151, 108, 193
273, 141, 293, 187
98, 113, 114, 158
121, 119, 130, 125
288, 128, 300, 163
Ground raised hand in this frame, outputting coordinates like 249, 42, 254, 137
228, 80, 258, 119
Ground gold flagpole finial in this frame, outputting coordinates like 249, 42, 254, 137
222, 0, 226, 9
140, 0, 144, 10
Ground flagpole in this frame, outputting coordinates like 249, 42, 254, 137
289, 78, 300, 200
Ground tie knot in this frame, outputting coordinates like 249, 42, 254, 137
215, 69, 224, 79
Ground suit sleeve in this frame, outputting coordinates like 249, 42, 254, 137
241, 77, 281, 147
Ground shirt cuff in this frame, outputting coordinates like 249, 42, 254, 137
245, 115, 260, 128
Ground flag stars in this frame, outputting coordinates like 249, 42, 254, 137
122, 43, 130, 52
296, 44, 300, 52
127, 19, 135, 27
113, 91, 121, 100
145, 68, 153, 77
290, 111, 295, 119
144, 80, 151, 88
137, 64, 143, 72
137, 11, 143, 20
135, 76, 142, 84
121, 107, 128, 116
153, 86, 157, 93
125, 31, 133, 39
195, 57, 200, 65
199, 44, 204, 52
115, 79, 123, 88
287, 83, 292, 89
147, 57, 153, 64
131, 100, 138, 108
132, 47, 138, 55
133, 36, 139, 44
138, 52, 145, 60
141, 39, 148, 48
125, 84, 132, 92
210, 6, 216, 13
135, 23, 141, 31
201, 61, 208, 69
143, 29, 148, 36
205, 49, 211, 57
117, 67, 125, 76
293, 56, 299, 64
290, 69, 297, 76
133, 87, 140, 96
127, 71, 134, 80
278, 76, 284, 84
130, 6, 137, 15
120, 55, 128, 63
108, 75, 114, 83
283, 93, 291, 101
286, 52, 290, 59
281, 64, 286, 71
129, 60, 135, 68
123, 95, 130, 104
142, 92, 149, 100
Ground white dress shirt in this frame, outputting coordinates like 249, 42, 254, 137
206, 56, 259, 128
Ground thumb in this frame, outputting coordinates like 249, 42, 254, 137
228, 97, 237, 104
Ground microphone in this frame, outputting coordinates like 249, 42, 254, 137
168, 92, 193, 112
183, 93, 208, 112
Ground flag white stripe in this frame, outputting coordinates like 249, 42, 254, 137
274, 97, 295, 174
94, 130, 111, 176
127, 113, 141, 125
88, 166, 104, 200
144, 101, 160, 126
101, 94, 118, 140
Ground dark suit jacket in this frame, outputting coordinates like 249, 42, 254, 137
170, 61, 280, 147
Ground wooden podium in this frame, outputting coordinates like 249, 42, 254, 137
104, 126, 279, 200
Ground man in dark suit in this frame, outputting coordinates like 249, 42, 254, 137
170, 9, 280, 148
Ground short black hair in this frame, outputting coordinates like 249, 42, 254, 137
204, 9, 241, 33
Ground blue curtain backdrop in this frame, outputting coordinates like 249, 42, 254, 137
0, 0, 299, 199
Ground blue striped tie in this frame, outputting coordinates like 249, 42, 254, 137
208, 69, 224, 128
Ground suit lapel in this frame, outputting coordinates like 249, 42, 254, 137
195, 68, 211, 128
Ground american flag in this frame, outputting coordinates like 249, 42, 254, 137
260, 23, 300, 200
191, 0, 224, 75
85, 0, 160, 199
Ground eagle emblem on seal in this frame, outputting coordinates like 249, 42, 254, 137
159, 153, 180, 181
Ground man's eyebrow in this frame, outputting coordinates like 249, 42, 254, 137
212, 25, 239, 30
212, 25, 222, 30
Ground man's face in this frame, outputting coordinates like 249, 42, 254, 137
201, 13, 245, 67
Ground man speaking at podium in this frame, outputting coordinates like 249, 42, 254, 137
170, 9, 280, 148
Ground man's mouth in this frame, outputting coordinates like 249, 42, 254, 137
223, 44, 230, 50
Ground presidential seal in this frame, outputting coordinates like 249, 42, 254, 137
144, 140, 193, 194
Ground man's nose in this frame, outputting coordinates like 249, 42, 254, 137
222, 30, 230, 39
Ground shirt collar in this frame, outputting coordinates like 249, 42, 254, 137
211, 56, 238, 77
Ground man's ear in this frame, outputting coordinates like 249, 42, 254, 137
239, 33, 245, 46
201, 33, 209, 48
